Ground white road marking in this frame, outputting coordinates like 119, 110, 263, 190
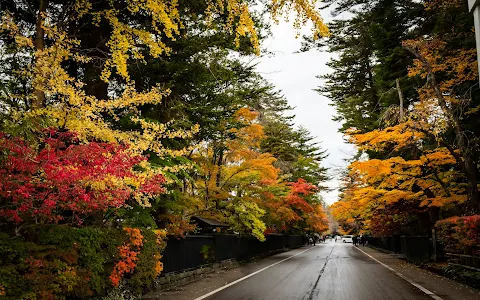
193, 246, 316, 300
354, 246, 443, 300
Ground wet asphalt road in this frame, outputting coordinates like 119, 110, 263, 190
204, 241, 432, 300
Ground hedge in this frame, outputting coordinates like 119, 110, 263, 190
0, 226, 166, 300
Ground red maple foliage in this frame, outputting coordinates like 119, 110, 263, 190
436, 215, 480, 255
285, 179, 317, 213
0, 130, 165, 224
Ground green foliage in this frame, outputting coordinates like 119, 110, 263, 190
200, 245, 215, 263
314, 1, 424, 134
260, 95, 328, 188
228, 201, 267, 241
444, 265, 480, 289
315, 16, 381, 133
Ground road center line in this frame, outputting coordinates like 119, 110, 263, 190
307, 243, 335, 300
193, 246, 316, 300
354, 246, 443, 300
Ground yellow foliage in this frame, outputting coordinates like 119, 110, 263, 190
0, 16, 201, 197
349, 122, 424, 152
269, 0, 330, 39
68, 0, 327, 79
335, 117, 469, 235
404, 38, 477, 99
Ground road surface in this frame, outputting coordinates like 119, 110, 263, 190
202, 241, 433, 300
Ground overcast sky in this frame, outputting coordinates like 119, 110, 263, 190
254, 8, 355, 205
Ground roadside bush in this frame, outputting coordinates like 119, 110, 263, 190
435, 215, 480, 255
443, 264, 480, 289
0, 226, 166, 299
200, 245, 215, 263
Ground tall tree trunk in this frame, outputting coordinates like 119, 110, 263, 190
78, 4, 109, 100
84, 64, 108, 99
65, 23, 79, 80
215, 149, 223, 188
215, 149, 224, 210
404, 45, 480, 211
396, 78, 404, 122
33, 0, 48, 108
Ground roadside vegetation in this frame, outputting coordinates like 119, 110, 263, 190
321, 0, 480, 256
0, 1, 331, 298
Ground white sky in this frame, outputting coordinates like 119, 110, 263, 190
254, 8, 356, 205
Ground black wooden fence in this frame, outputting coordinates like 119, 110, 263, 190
368, 235, 433, 263
162, 234, 303, 273
368, 234, 480, 273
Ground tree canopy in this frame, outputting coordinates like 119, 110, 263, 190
324, 0, 480, 236
0, 1, 331, 298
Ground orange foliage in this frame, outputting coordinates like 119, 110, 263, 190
191, 107, 279, 239
404, 38, 477, 102
164, 215, 196, 238
349, 125, 467, 209
333, 124, 467, 235
306, 204, 329, 233
194, 107, 279, 202
153, 229, 167, 276
348, 122, 424, 152
110, 228, 144, 287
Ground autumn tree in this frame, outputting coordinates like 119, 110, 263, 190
328, 0, 480, 237
188, 95, 330, 238
0, 1, 333, 298
0, 130, 166, 227
0, 0, 330, 224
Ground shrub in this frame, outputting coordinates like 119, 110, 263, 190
435, 215, 480, 255
0, 226, 166, 299
200, 245, 215, 263
444, 264, 480, 289
0, 131, 165, 225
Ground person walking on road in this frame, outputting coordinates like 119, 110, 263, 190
361, 235, 367, 247
353, 236, 357, 246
